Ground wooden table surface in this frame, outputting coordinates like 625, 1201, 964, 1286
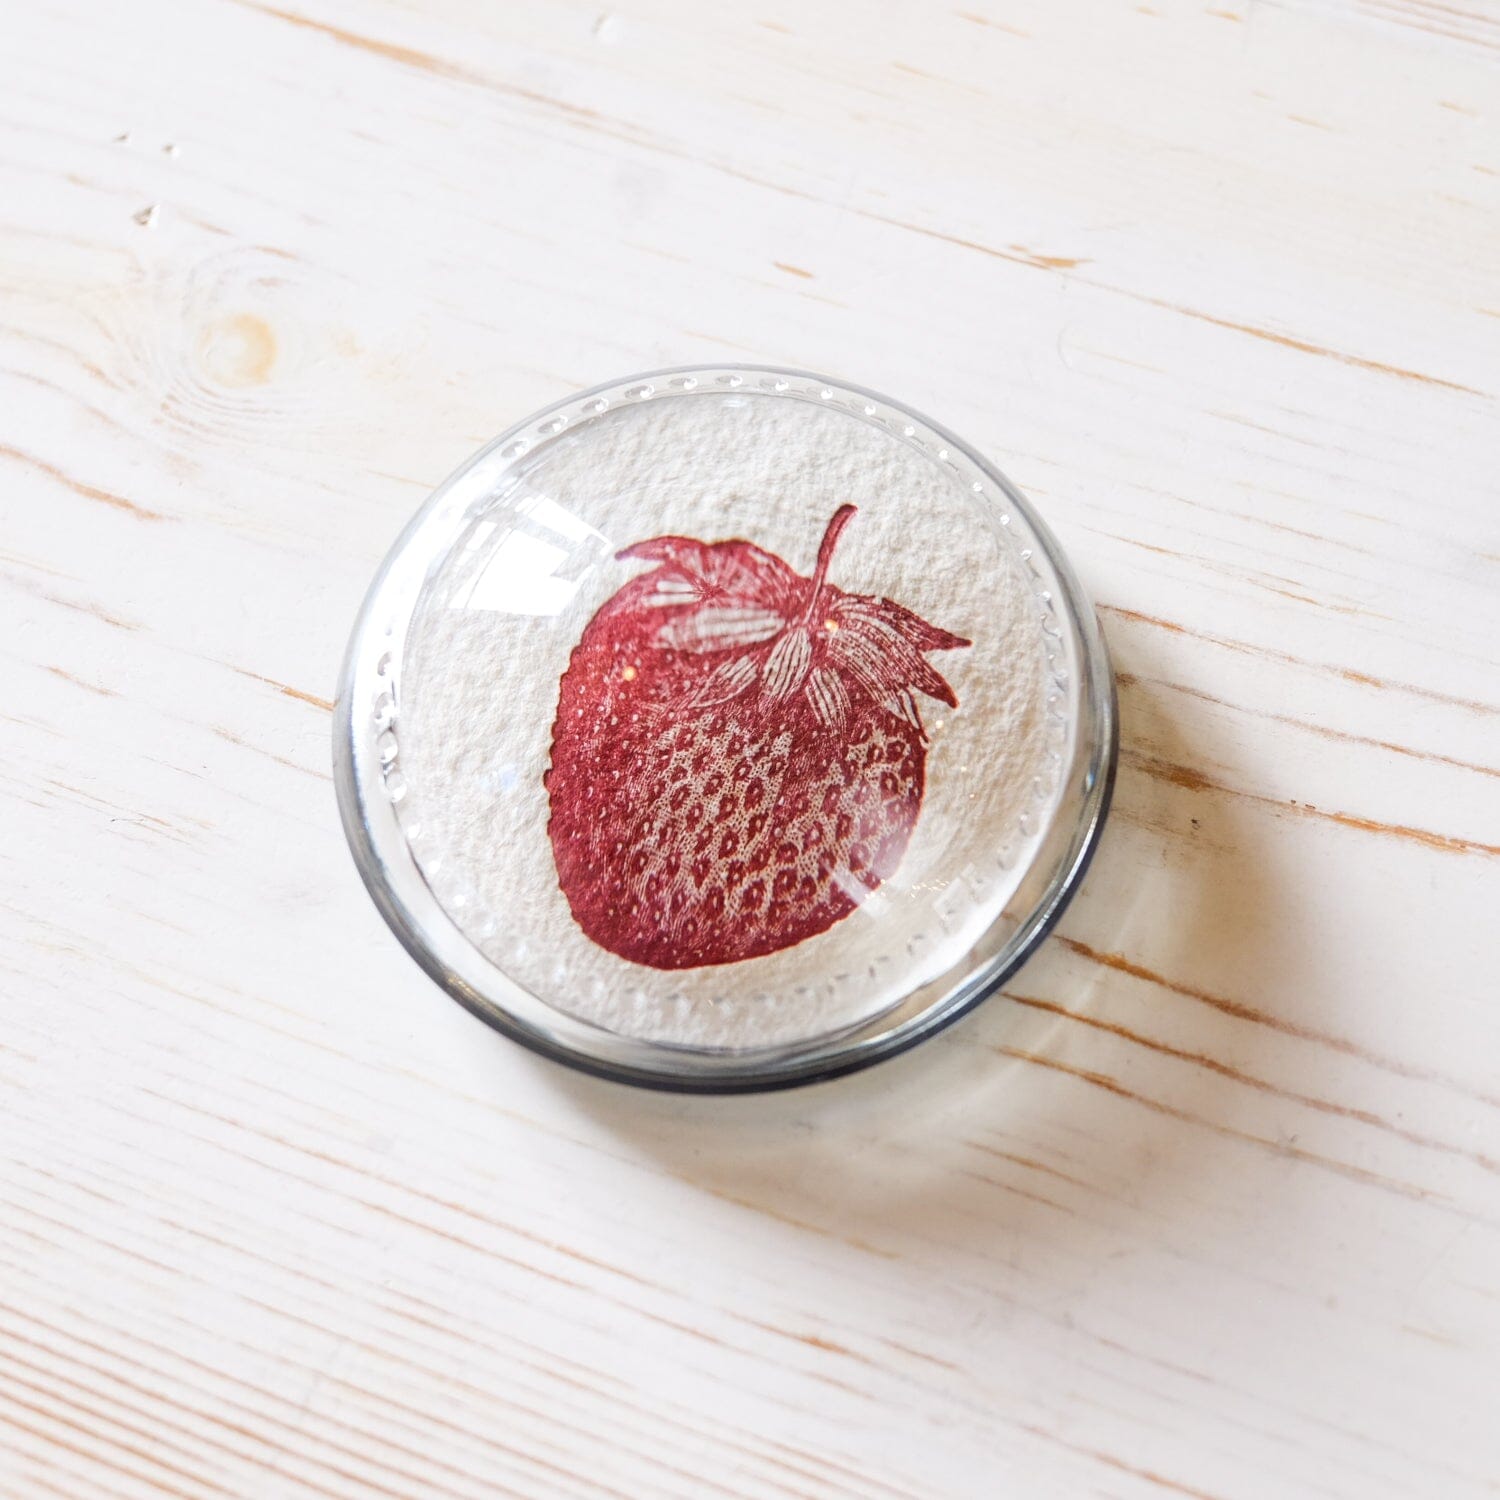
4, 0, 1499, 1495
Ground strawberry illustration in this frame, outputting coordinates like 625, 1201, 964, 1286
545, 505, 970, 970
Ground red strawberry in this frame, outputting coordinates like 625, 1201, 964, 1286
545, 505, 970, 970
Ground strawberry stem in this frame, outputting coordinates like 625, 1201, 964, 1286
803, 504, 857, 619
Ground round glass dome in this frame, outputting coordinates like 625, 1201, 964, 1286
335, 367, 1115, 1090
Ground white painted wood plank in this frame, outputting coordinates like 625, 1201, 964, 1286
2, 0, 1498, 1496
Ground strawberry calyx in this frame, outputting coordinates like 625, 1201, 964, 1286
617, 506, 970, 736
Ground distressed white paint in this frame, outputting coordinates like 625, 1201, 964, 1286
2, 0, 1498, 1495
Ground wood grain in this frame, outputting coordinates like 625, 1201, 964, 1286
2, 0, 1498, 1495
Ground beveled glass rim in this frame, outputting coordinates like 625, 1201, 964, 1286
334, 364, 1117, 1093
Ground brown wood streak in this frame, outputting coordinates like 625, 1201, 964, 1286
1404, 0, 1500, 29
1021, 1422, 1225, 1500
1098, 605, 1500, 718
993, 1043, 1445, 1207
5, 325, 118, 392
230, 664, 334, 712
6, 1122, 894, 1500
0, 1290, 575, 1500
394, 1277, 896, 1500
1083, 1326, 1304, 1446
229, 0, 1491, 401
0, 1184, 796, 1500
0, 442, 168, 522
233, 2, 1082, 278
875, 1337, 962, 1375
36, 778, 199, 844
1402, 1323, 1461, 1347
1116, 670, 1500, 780
958, 1169, 1078, 1217
7, 369, 134, 446
2, 571, 141, 632
0, 544, 79, 582
210, 724, 330, 781
243, 1122, 655, 1294
834, 212, 1470, 388
0, 1349, 243, 1497
14, 960, 798, 1488
1095, 531, 1389, 620
380, 1296, 879, 1500
0, 1418, 154, 1500
1004, 989, 1500, 1177
0, 1322, 362, 1500
760, 1436, 921, 1500
229, 0, 602, 123
1208, 409, 1341, 454
953, 9, 1032, 35
854, 207, 1090, 270
44, 665, 119, 699
736, 1318, 880, 1366
702, 1185, 901, 1260
968, 1142, 1106, 1195
1054, 935, 1500, 1111
772, 260, 814, 278
857, 211, 1476, 394
133, 1087, 886, 1412
417, 1290, 846, 1488
0, 1204, 568, 1500
1360, 0, 1500, 53
1122, 746, 1500, 858
14, 1463, 118, 1500
1128, 293, 1484, 395
0, 1384, 219, 1500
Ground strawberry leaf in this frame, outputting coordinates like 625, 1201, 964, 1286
617, 536, 811, 655
618, 518, 969, 739
826, 594, 968, 714
618, 536, 801, 618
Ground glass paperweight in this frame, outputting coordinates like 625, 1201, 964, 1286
335, 367, 1115, 1091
